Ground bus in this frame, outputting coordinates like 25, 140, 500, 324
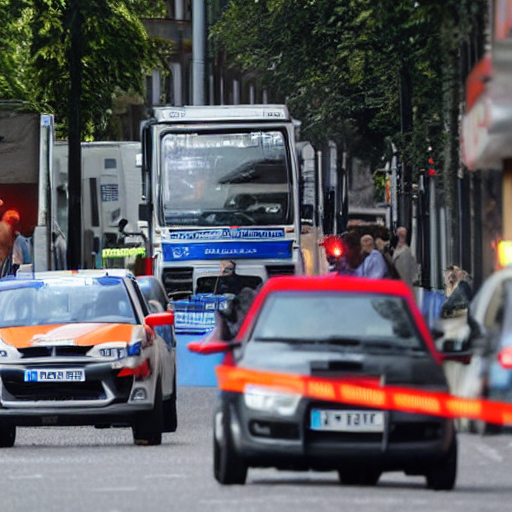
139, 105, 306, 297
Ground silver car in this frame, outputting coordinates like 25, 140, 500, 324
0, 269, 177, 446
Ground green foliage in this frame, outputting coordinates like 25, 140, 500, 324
0, 0, 168, 139
211, 0, 486, 175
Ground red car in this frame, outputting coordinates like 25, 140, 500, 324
190, 275, 469, 488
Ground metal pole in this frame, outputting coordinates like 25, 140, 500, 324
192, 0, 205, 105
429, 174, 439, 289
390, 144, 398, 232
67, 0, 82, 270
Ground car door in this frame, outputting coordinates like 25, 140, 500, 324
131, 279, 175, 399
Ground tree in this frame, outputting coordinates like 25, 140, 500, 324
0, 0, 170, 139
210, 0, 485, 175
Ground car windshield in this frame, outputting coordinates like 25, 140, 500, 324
0, 277, 137, 327
251, 291, 425, 351
160, 130, 292, 227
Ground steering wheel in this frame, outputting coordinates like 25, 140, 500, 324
199, 211, 256, 226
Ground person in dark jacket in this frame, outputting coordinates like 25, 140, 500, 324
213, 260, 246, 296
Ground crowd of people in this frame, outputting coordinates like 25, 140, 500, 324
324, 226, 419, 288
0, 205, 32, 278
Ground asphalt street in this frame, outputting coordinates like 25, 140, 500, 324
0, 387, 511, 512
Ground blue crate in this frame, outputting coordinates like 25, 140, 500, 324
174, 294, 228, 334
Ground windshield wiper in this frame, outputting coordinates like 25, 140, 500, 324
362, 339, 426, 353
254, 336, 362, 346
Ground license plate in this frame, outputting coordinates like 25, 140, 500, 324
24, 369, 85, 383
310, 409, 384, 432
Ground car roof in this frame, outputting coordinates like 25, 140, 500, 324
0, 269, 132, 290
260, 274, 412, 297
235, 275, 436, 356
14, 269, 133, 280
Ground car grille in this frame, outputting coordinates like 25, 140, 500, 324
1, 374, 133, 402
2, 380, 107, 401
18, 346, 93, 358
162, 267, 194, 294
388, 421, 444, 443
249, 420, 300, 440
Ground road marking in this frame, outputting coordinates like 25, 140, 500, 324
93, 487, 138, 492
143, 474, 187, 479
475, 442, 503, 463
8, 474, 43, 480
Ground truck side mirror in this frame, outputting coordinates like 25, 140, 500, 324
118, 218, 128, 233
139, 204, 151, 222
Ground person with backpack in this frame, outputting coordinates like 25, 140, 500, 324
375, 232, 401, 280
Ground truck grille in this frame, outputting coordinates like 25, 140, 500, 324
162, 267, 194, 294
266, 264, 296, 277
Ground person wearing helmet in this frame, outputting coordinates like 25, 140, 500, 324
1, 210, 31, 274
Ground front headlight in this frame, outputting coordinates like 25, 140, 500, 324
244, 385, 301, 416
0, 335, 21, 359
87, 342, 127, 360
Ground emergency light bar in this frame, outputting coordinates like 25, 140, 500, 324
152, 105, 290, 123
15, 269, 133, 280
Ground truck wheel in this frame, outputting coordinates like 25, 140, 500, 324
132, 381, 163, 446
213, 404, 247, 485
0, 425, 15, 448
426, 435, 457, 490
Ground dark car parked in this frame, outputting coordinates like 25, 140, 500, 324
190, 275, 469, 489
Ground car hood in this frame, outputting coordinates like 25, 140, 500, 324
239, 342, 448, 389
0, 323, 140, 349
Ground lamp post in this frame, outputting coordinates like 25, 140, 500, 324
67, 0, 82, 270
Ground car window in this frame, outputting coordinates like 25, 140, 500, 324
0, 277, 136, 327
131, 280, 150, 317
136, 277, 169, 312
250, 291, 424, 350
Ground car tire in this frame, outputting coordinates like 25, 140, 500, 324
425, 435, 457, 491
213, 403, 247, 485
132, 380, 164, 446
163, 375, 178, 433
338, 468, 381, 486
0, 424, 16, 448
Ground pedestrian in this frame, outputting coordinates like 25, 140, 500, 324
336, 231, 364, 276
0, 221, 14, 278
1, 210, 31, 274
392, 226, 418, 288
375, 229, 400, 279
213, 260, 246, 296
357, 234, 390, 279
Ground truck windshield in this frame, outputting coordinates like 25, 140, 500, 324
160, 131, 292, 227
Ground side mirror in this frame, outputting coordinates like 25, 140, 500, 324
118, 218, 129, 233
188, 339, 240, 355
439, 338, 472, 365
139, 203, 151, 222
145, 311, 175, 328
430, 326, 445, 341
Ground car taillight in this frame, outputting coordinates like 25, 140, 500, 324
118, 360, 151, 380
498, 347, 512, 369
